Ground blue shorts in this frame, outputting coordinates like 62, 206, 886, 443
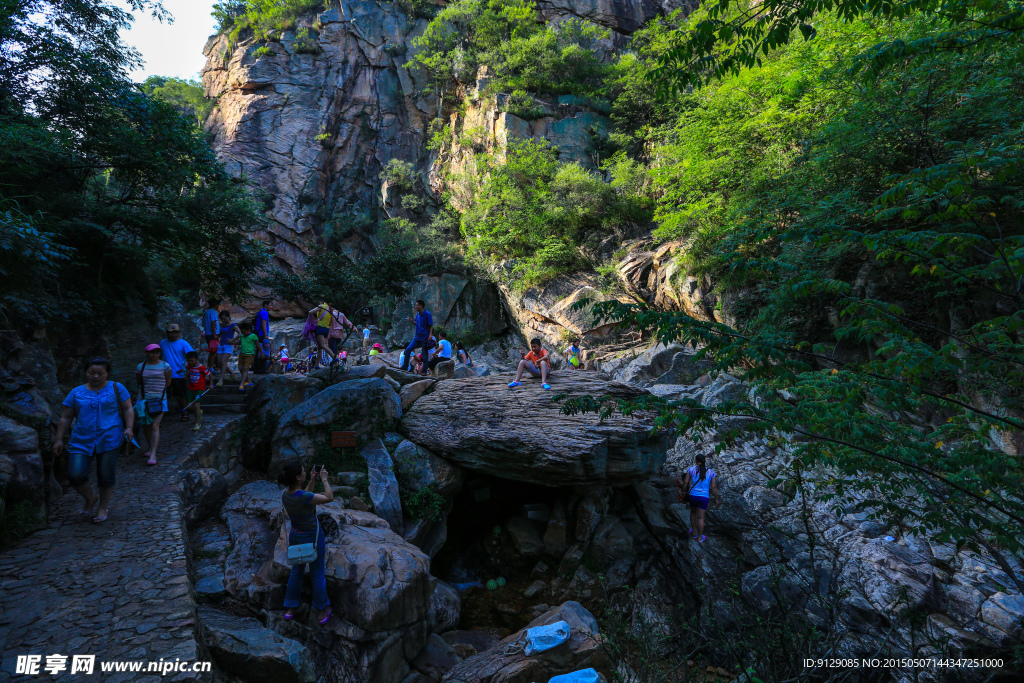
688, 495, 709, 510
315, 326, 330, 337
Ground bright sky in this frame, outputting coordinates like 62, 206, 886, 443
120, 0, 219, 82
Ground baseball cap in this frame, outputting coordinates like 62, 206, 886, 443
165, 323, 180, 332
145, 343, 160, 351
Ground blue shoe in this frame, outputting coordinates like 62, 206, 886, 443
542, 383, 551, 390
508, 381, 522, 388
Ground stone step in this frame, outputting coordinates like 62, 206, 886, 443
199, 404, 246, 415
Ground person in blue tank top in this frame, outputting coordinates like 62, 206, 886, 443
682, 453, 720, 543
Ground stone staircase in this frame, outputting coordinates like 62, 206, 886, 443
196, 380, 252, 415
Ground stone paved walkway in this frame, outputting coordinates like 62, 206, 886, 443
0, 417, 239, 682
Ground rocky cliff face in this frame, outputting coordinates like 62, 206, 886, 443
201, 0, 687, 279
202, 2, 437, 274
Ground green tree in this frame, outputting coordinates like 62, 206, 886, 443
0, 0, 267, 327
140, 76, 214, 127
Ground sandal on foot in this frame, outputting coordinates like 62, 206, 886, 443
688, 528, 696, 538
192, 423, 202, 432
542, 383, 551, 390
180, 413, 190, 422
698, 534, 707, 543
92, 513, 107, 524
283, 612, 295, 621
318, 608, 333, 625
79, 498, 98, 519
508, 381, 522, 388
147, 456, 157, 466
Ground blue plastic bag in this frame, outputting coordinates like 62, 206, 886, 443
548, 669, 600, 683
525, 619, 570, 655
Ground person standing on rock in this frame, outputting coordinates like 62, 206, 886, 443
682, 453, 720, 543
401, 299, 433, 376
202, 298, 221, 374
280, 460, 334, 624
136, 344, 172, 466
564, 339, 582, 370
309, 302, 335, 367
159, 324, 194, 420
255, 300, 271, 374
327, 303, 356, 360
53, 358, 134, 524
509, 338, 553, 390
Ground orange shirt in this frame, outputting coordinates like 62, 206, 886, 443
525, 349, 550, 364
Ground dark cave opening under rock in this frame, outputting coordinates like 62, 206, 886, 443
432, 473, 579, 632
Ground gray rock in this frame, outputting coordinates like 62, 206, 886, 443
246, 374, 324, 425
199, 607, 315, 683
179, 468, 228, 528
361, 438, 404, 534
507, 517, 544, 556
574, 496, 604, 544
195, 574, 228, 600
412, 633, 460, 680
271, 378, 402, 475
268, 507, 434, 633
980, 592, 1024, 641
543, 517, 568, 558
0, 415, 45, 527
336, 471, 368, 487
523, 580, 546, 599
614, 343, 685, 385
653, 352, 712, 386
400, 379, 437, 410
400, 375, 671, 486
441, 602, 607, 683
431, 359, 456, 380
428, 580, 461, 634
404, 514, 448, 559
393, 440, 464, 496
440, 629, 502, 661
391, 274, 507, 347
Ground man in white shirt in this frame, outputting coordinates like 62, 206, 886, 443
362, 327, 371, 354
428, 330, 453, 373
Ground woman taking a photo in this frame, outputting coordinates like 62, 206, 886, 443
280, 460, 334, 624
53, 358, 134, 524
136, 343, 171, 466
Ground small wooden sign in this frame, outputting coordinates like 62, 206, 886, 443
331, 431, 357, 448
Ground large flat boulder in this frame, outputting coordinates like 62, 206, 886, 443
179, 468, 228, 528
271, 378, 402, 475
199, 607, 315, 683
441, 602, 607, 683
399, 375, 671, 486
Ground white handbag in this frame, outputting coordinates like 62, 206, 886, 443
286, 517, 320, 566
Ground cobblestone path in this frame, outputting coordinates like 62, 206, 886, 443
0, 417, 238, 682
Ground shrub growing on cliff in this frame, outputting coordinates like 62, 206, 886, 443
213, 0, 324, 45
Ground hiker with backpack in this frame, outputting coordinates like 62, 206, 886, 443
682, 453, 720, 543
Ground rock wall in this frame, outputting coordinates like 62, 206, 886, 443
202, 1, 437, 274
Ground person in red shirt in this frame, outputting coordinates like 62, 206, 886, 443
185, 351, 212, 432
508, 338, 553, 389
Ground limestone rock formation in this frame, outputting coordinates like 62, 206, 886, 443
440, 601, 608, 683
389, 274, 507, 346
202, 2, 438, 275
360, 438, 404, 533
200, 607, 316, 683
271, 377, 401, 474
0, 415, 46, 530
178, 467, 228, 528
218, 481, 438, 682
400, 374, 671, 485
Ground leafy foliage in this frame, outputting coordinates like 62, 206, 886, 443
0, 0, 267, 328
651, 0, 1024, 94
458, 140, 650, 289
411, 1, 610, 98
140, 76, 213, 127
213, 0, 324, 45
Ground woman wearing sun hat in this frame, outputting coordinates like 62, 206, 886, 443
135, 343, 171, 466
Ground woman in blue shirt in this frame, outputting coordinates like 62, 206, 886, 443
52, 358, 134, 524
682, 453, 721, 543
280, 460, 335, 624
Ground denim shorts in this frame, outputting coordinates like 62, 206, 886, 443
688, 495, 710, 510
67, 447, 119, 489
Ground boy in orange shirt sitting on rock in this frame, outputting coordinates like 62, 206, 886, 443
508, 338, 553, 390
